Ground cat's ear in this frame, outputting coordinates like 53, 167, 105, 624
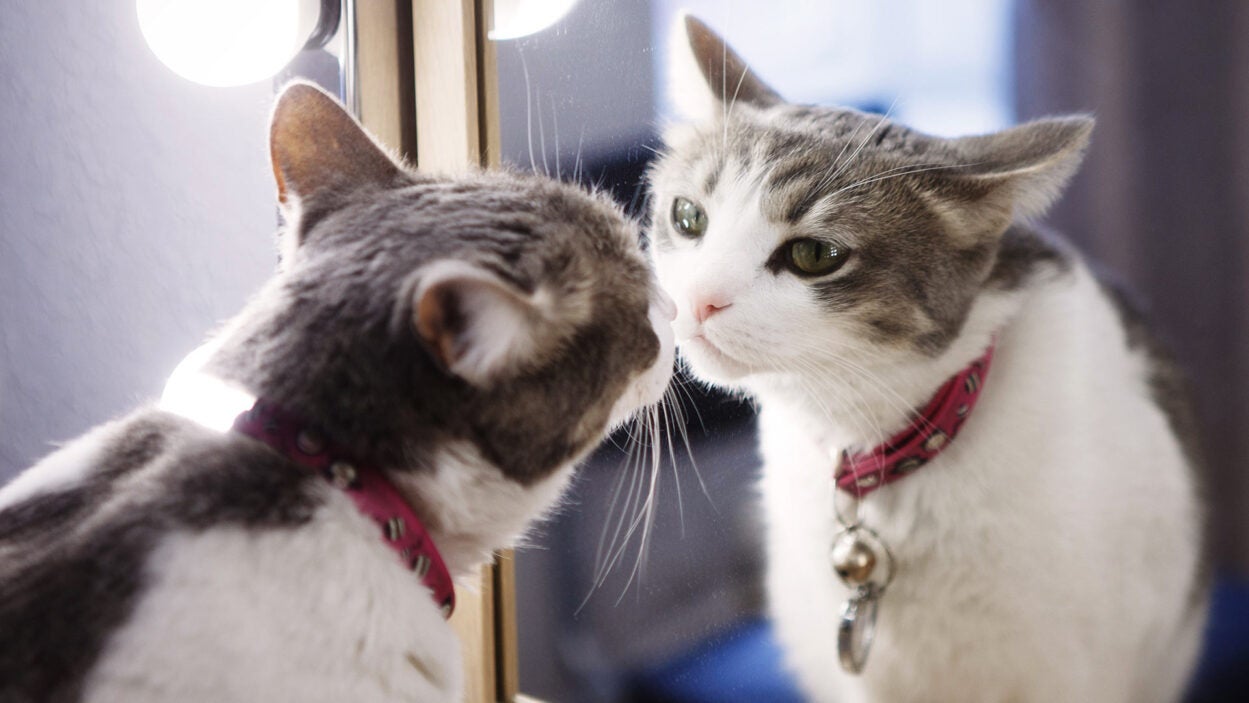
668, 14, 783, 121
269, 81, 403, 208
412, 261, 559, 386
942, 116, 1094, 229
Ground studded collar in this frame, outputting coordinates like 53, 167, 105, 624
232, 399, 456, 618
835, 343, 996, 497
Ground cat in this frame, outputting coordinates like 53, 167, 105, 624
647, 15, 1206, 703
0, 82, 675, 702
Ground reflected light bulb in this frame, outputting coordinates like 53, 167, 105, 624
491, 0, 580, 40
138, 0, 320, 87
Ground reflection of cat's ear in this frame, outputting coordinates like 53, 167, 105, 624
412, 261, 554, 387
669, 13, 782, 121
947, 116, 1094, 226
269, 81, 402, 207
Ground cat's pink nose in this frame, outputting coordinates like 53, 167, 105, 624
694, 297, 732, 323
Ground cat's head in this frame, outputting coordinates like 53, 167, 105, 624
221, 83, 673, 489
649, 15, 1090, 389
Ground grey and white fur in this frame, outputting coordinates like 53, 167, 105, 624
0, 83, 675, 702
648, 16, 1206, 703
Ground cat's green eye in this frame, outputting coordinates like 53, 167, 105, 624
787, 238, 846, 276
671, 197, 708, 239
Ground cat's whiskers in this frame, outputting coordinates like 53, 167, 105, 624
587, 328, 766, 602
536, 87, 550, 177
667, 382, 714, 509
582, 435, 645, 609
627, 179, 653, 232
658, 380, 713, 521
519, 48, 539, 175
772, 356, 883, 469
724, 57, 753, 129
827, 162, 979, 200
572, 124, 587, 184
550, 94, 561, 181
615, 404, 665, 602
813, 345, 927, 410
784, 354, 888, 455
813, 116, 870, 197
588, 412, 647, 583
811, 98, 899, 197
746, 333, 904, 448
584, 385, 691, 606
785, 337, 936, 440
671, 361, 708, 435
817, 359, 936, 450
658, 394, 686, 537
721, 38, 729, 155
825, 161, 947, 196
699, 324, 904, 439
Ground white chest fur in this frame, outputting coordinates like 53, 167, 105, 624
755, 266, 1205, 703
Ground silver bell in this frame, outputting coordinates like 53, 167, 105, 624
830, 530, 878, 586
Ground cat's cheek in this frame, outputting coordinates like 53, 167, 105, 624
606, 308, 676, 428
678, 337, 750, 387
606, 377, 660, 429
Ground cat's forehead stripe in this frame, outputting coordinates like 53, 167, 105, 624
702, 157, 721, 195
695, 115, 894, 226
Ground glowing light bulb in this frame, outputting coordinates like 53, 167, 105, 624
491, 0, 580, 40
138, 0, 321, 87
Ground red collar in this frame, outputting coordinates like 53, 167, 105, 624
835, 343, 996, 497
232, 399, 456, 618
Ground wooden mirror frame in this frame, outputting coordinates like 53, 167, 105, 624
350, 2, 519, 701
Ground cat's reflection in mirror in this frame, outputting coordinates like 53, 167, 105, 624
648, 15, 1204, 703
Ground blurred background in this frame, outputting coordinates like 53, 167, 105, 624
1, 1, 1246, 701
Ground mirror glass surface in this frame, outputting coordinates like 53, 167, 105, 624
491, 1, 1012, 700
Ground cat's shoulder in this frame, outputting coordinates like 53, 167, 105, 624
1, 408, 322, 535
0, 408, 327, 700
1090, 263, 1204, 471
990, 224, 1204, 472
0, 410, 179, 533
985, 223, 1076, 292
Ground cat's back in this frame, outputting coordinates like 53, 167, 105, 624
0, 409, 361, 702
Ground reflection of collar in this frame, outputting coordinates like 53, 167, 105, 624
835, 343, 996, 497
232, 399, 456, 619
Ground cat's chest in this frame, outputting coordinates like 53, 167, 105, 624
84, 492, 461, 702
755, 402, 939, 544
752, 390, 1061, 605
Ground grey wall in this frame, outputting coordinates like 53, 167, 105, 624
0, 4, 277, 476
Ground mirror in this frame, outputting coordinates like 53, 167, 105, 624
491, 1, 1013, 700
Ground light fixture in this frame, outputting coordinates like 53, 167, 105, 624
138, 0, 339, 87
490, 0, 580, 40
